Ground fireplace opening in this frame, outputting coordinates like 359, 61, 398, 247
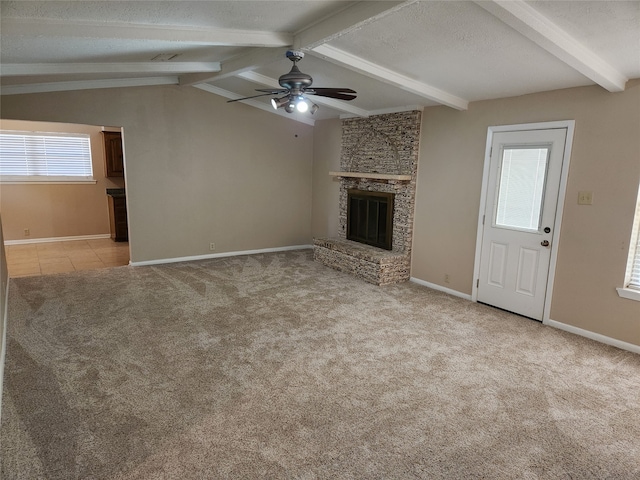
347, 189, 394, 250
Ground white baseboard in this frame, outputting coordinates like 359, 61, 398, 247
4, 233, 111, 246
410, 277, 473, 301
409, 278, 639, 354
545, 319, 640, 354
130, 244, 313, 267
0, 272, 9, 424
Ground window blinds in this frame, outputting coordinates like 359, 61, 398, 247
495, 147, 548, 231
0, 131, 93, 179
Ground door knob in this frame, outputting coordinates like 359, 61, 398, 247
541, 240, 550, 247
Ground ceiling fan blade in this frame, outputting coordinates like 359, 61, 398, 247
307, 90, 357, 101
310, 88, 357, 95
226, 92, 278, 103
255, 88, 288, 94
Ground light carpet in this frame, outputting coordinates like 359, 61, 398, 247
1, 250, 639, 479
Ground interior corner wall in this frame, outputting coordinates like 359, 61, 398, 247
411, 79, 640, 346
311, 118, 341, 239
0, 85, 314, 263
0, 119, 124, 241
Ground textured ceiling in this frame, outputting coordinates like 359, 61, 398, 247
1, 1, 638, 125
328, 1, 594, 101
0, 1, 350, 30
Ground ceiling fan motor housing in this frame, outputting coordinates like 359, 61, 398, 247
279, 64, 313, 92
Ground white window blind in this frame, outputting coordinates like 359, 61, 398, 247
0, 130, 93, 181
627, 188, 640, 290
495, 147, 549, 231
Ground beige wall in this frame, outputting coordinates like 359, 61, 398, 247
311, 81, 639, 346
1, 85, 314, 263
311, 118, 341, 239
0, 120, 124, 241
411, 80, 640, 345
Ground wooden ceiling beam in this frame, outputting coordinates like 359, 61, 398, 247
180, 1, 416, 87
2, 63, 220, 76
1, 18, 291, 47
476, 0, 627, 92
310, 45, 469, 111
301, 0, 468, 110
180, 47, 289, 86
293, 1, 418, 50
0, 77, 178, 96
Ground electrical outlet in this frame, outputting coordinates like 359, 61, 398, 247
24, 228, 30, 237
444, 274, 450, 284
578, 191, 593, 205
209, 243, 216, 251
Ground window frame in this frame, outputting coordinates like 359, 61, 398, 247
617, 184, 640, 302
0, 130, 96, 184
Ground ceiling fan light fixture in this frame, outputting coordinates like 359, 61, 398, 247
295, 97, 309, 113
227, 51, 356, 116
271, 96, 289, 110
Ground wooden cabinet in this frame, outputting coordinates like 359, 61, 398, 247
103, 131, 124, 177
108, 195, 128, 241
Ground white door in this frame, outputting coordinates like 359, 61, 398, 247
477, 128, 567, 320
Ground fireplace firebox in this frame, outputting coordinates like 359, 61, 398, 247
347, 189, 394, 250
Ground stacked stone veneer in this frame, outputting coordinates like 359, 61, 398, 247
314, 110, 421, 285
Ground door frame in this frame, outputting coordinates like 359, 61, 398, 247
472, 120, 575, 323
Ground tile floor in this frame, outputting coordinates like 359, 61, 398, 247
4, 238, 130, 278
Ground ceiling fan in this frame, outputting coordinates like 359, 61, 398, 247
227, 50, 357, 114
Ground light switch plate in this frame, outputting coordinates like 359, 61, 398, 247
578, 191, 593, 205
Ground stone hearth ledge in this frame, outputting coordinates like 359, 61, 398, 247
313, 238, 410, 286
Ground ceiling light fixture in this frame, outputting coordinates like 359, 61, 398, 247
295, 97, 309, 113
284, 100, 296, 113
270, 96, 289, 110
268, 92, 319, 115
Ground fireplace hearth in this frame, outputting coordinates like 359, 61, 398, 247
347, 189, 394, 250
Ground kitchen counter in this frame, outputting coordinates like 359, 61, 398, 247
106, 188, 126, 197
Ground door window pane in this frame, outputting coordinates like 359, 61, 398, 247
495, 147, 549, 231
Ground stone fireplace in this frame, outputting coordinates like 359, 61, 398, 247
314, 110, 421, 285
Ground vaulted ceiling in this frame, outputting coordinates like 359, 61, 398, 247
1, 1, 639, 125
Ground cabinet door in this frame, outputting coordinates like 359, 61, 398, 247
108, 196, 128, 241
103, 132, 124, 177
